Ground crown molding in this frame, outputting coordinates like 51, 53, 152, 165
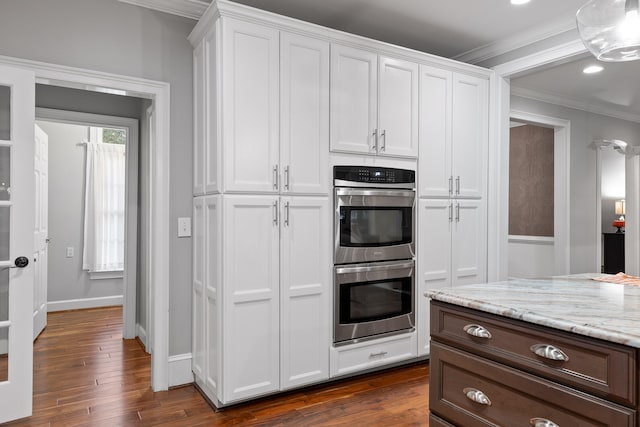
511, 85, 640, 124
453, 12, 577, 65
118, 0, 209, 20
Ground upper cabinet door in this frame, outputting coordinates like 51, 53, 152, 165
193, 39, 206, 196
418, 65, 452, 198
330, 44, 378, 155
222, 19, 279, 193
378, 56, 418, 158
451, 73, 488, 199
280, 33, 329, 195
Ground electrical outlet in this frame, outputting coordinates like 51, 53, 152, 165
66, 247, 74, 258
178, 217, 191, 237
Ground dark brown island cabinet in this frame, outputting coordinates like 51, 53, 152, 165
429, 300, 637, 427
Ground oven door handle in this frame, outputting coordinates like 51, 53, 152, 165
335, 188, 416, 198
335, 260, 414, 275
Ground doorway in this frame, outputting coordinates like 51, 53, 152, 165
34, 108, 139, 341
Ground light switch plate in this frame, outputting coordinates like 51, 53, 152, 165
66, 247, 74, 258
178, 217, 191, 237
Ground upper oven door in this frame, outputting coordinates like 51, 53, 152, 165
335, 188, 415, 264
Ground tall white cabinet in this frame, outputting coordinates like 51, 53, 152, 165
416, 65, 489, 356
190, 11, 331, 406
190, 0, 492, 406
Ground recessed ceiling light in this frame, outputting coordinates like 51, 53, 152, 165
511, 0, 531, 5
583, 65, 604, 74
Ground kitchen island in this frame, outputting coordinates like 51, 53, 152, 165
426, 274, 640, 427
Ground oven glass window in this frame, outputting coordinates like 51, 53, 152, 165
340, 277, 412, 324
340, 207, 412, 247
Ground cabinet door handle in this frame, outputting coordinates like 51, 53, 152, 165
284, 201, 290, 226
380, 129, 386, 152
448, 203, 453, 223
455, 202, 460, 223
463, 387, 491, 406
272, 201, 278, 226
273, 165, 279, 190
284, 165, 290, 191
448, 176, 453, 195
371, 129, 378, 153
456, 176, 460, 195
369, 351, 388, 358
463, 324, 492, 339
530, 418, 559, 427
530, 344, 569, 362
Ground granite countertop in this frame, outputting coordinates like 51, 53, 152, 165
425, 273, 640, 348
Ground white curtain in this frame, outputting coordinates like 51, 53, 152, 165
82, 142, 126, 272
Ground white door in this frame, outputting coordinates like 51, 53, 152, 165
330, 44, 378, 154
0, 65, 35, 423
33, 124, 48, 340
280, 196, 329, 389
280, 32, 329, 195
418, 65, 452, 198
378, 56, 418, 157
452, 199, 487, 287
452, 73, 488, 199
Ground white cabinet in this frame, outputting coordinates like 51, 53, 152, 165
419, 65, 488, 199
417, 198, 486, 356
330, 44, 418, 158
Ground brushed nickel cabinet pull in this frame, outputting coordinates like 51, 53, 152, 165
380, 129, 386, 152
530, 417, 559, 427
284, 165, 290, 191
284, 201, 290, 226
369, 351, 388, 358
455, 176, 460, 195
463, 324, 492, 339
273, 165, 279, 190
371, 129, 378, 153
448, 203, 453, 223
463, 387, 491, 406
530, 344, 569, 362
272, 201, 278, 226
448, 176, 453, 195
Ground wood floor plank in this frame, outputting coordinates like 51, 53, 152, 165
3, 306, 430, 426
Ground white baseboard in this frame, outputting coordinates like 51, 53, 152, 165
47, 295, 123, 312
136, 323, 148, 352
169, 353, 194, 387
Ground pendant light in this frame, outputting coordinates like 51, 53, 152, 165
577, 0, 640, 61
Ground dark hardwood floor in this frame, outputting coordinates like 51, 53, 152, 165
3, 306, 430, 426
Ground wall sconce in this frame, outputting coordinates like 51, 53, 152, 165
613, 199, 626, 232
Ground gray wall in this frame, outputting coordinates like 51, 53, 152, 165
511, 95, 640, 273
0, 0, 195, 356
36, 120, 124, 301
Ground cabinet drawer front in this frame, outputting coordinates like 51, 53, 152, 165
431, 301, 636, 405
330, 332, 416, 377
429, 413, 456, 427
430, 342, 635, 427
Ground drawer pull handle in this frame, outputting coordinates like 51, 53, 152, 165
463, 387, 491, 406
530, 417, 559, 427
369, 351, 388, 358
463, 324, 492, 339
530, 344, 569, 362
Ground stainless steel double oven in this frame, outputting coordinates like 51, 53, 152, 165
333, 166, 416, 345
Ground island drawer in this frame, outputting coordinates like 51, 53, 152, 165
429, 414, 456, 426
430, 301, 637, 405
430, 341, 636, 427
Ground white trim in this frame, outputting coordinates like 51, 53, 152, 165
118, 0, 209, 20
511, 86, 640, 124
0, 54, 171, 391
35, 107, 139, 340
47, 295, 123, 312
137, 323, 149, 352
492, 39, 587, 78
454, 13, 577, 65
89, 271, 124, 280
508, 235, 555, 244
168, 353, 194, 387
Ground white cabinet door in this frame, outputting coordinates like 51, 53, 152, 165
330, 44, 378, 154
452, 73, 488, 199
192, 197, 205, 381
419, 66, 452, 198
222, 195, 280, 403
222, 19, 279, 193
417, 199, 451, 356
280, 33, 329, 195
193, 39, 206, 196
204, 195, 221, 396
280, 197, 330, 389
378, 56, 418, 157
452, 199, 486, 286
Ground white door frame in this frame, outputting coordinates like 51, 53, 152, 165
0, 54, 171, 391
35, 108, 139, 339
488, 39, 587, 281
509, 110, 570, 277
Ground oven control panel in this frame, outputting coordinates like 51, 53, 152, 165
334, 166, 415, 185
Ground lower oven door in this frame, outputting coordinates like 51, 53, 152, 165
334, 260, 415, 345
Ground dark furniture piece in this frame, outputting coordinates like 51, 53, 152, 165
603, 232, 625, 274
